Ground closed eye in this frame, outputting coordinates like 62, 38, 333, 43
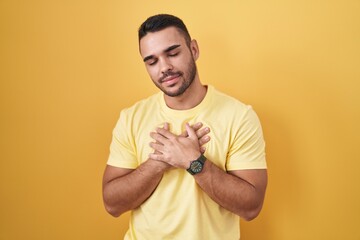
145, 58, 158, 66
168, 52, 179, 57
148, 60, 157, 66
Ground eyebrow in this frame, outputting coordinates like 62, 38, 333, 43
143, 44, 181, 62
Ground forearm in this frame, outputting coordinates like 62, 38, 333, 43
103, 160, 169, 217
194, 160, 266, 221
147, 123, 266, 219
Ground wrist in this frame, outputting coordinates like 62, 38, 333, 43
183, 152, 202, 169
147, 159, 172, 173
187, 154, 207, 175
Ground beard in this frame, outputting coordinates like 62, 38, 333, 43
154, 57, 197, 97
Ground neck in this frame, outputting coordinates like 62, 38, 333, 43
164, 80, 207, 110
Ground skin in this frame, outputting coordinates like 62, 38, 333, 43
102, 26, 267, 221
103, 122, 210, 217
140, 27, 206, 110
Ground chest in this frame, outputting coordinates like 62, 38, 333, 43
133, 113, 232, 170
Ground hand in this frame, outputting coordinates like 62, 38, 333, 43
180, 122, 211, 153
149, 122, 173, 171
149, 123, 203, 169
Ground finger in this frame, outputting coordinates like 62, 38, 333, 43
199, 135, 211, 146
179, 130, 188, 137
185, 123, 197, 140
154, 123, 169, 149
191, 122, 203, 131
149, 142, 165, 152
179, 122, 202, 137
150, 132, 168, 144
196, 126, 210, 139
156, 127, 176, 139
200, 146, 206, 154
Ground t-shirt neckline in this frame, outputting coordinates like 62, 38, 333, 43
159, 85, 213, 118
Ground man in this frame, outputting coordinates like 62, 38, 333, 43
103, 14, 267, 240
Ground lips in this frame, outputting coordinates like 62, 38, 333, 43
159, 72, 182, 86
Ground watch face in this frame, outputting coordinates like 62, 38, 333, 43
191, 161, 203, 173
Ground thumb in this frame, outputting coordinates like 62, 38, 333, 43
185, 123, 197, 139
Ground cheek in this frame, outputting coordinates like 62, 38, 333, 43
146, 67, 159, 81
176, 55, 192, 70
145, 65, 155, 75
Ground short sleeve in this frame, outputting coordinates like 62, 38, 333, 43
107, 110, 138, 169
226, 106, 267, 170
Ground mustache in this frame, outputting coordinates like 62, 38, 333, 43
159, 71, 183, 83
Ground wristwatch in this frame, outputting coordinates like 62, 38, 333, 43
187, 154, 207, 175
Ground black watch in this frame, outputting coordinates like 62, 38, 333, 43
187, 154, 207, 175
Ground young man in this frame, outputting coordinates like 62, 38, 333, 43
103, 14, 267, 240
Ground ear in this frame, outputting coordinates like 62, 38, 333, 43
190, 39, 200, 60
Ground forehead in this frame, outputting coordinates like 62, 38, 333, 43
139, 27, 187, 57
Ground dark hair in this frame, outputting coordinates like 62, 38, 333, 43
138, 14, 191, 45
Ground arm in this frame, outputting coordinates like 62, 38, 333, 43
102, 122, 210, 217
194, 162, 267, 221
102, 159, 170, 217
149, 123, 267, 221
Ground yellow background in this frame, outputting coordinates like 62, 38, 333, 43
1, 0, 359, 239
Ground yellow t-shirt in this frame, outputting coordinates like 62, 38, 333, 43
107, 85, 266, 240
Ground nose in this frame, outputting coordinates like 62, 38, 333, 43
160, 58, 173, 74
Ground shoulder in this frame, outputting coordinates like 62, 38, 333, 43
207, 86, 263, 129
210, 86, 252, 114
113, 92, 162, 130
121, 92, 161, 117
